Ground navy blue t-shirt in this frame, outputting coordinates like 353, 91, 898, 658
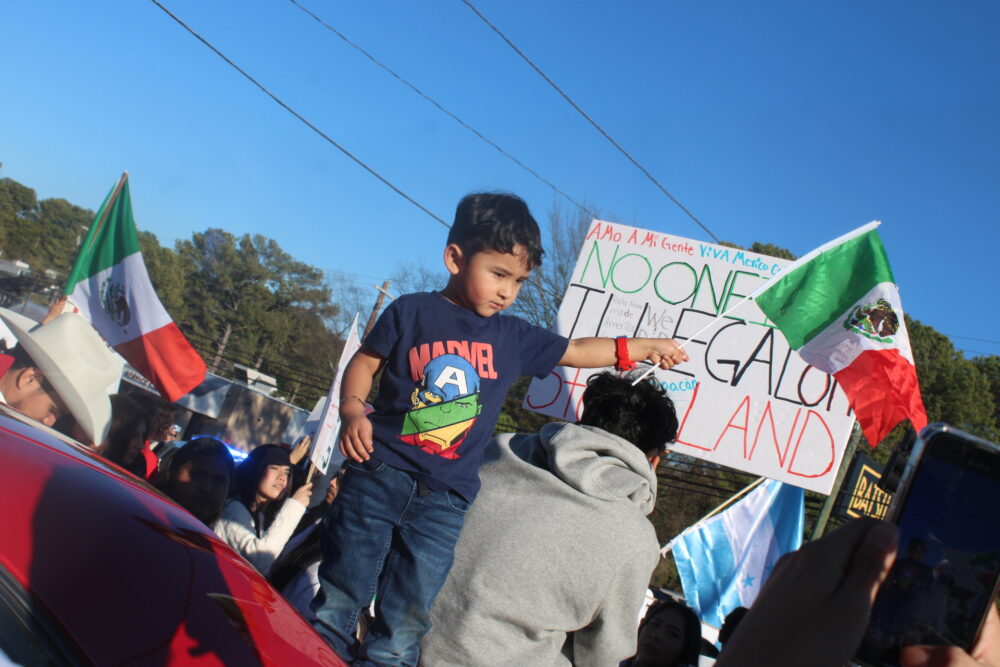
363, 292, 568, 501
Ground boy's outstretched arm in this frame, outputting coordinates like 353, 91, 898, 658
557, 337, 689, 369
339, 347, 384, 462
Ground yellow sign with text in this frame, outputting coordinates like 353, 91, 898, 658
846, 463, 893, 520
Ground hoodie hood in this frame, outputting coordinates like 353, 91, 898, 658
537, 422, 658, 515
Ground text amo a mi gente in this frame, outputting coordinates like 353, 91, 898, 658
586, 220, 784, 279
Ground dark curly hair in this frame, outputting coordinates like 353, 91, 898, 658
448, 192, 544, 269
578, 372, 678, 455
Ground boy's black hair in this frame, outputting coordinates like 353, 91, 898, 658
448, 193, 544, 269
578, 371, 678, 455
638, 598, 703, 665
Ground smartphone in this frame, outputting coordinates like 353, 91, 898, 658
855, 424, 1000, 666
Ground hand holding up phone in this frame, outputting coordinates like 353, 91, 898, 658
717, 518, 1000, 667
901, 605, 1000, 666
716, 518, 899, 667
858, 425, 1000, 666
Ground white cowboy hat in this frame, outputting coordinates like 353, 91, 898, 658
0, 311, 123, 444
0, 307, 37, 349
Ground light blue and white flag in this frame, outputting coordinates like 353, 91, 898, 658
667, 478, 804, 628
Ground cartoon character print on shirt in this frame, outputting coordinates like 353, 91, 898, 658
399, 354, 483, 459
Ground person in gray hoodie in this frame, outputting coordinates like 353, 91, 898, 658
419, 371, 678, 666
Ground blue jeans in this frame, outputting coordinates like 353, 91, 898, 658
311, 459, 469, 666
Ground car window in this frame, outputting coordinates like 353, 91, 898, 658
0, 566, 87, 665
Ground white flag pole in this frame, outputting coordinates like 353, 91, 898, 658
631, 293, 760, 386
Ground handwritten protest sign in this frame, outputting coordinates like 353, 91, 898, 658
524, 220, 856, 494
310, 314, 362, 475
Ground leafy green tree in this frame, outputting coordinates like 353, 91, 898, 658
0, 177, 37, 216
0, 178, 43, 264
137, 230, 190, 321
749, 242, 796, 260
177, 229, 341, 407
907, 316, 996, 438
33, 197, 92, 273
972, 355, 1000, 440
0, 178, 92, 273
719, 240, 797, 261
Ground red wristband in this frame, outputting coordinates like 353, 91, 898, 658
615, 336, 636, 371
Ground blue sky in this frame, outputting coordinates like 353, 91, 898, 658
2, 1, 997, 357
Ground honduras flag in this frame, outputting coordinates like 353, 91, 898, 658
668, 479, 804, 628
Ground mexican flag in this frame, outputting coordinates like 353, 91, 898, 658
755, 221, 928, 446
65, 173, 206, 401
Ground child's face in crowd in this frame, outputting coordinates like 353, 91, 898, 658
169, 455, 231, 524
257, 464, 290, 503
637, 607, 686, 666
443, 245, 532, 317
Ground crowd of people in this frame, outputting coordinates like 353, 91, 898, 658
1, 191, 997, 667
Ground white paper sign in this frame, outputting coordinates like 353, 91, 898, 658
310, 314, 362, 474
524, 220, 856, 494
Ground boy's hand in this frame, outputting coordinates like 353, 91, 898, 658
340, 412, 374, 462
639, 338, 689, 369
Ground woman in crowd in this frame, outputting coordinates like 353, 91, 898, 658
127, 391, 166, 481
214, 444, 312, 576
98, 394, 149, 478
624, 598, 703, 667
159, 437, 235, 526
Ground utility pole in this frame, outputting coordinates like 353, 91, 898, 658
809, 423, 862, 540
210, 321, 232, 375
363, 280, 393, 340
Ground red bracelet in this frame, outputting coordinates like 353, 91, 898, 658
615, 336, 637, 371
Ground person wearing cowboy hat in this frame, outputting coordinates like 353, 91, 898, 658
0, 309, 122, 445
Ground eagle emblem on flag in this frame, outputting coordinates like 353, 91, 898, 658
844, 298, 899, 343
100, 277, 131, 328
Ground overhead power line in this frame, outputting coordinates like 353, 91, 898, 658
287, 0, 597, 220
945, 333, 1000, 346
147, 0, 449, 229
958, 348, 997, 358
458, 0, 722, 244
147, 2, 618, 309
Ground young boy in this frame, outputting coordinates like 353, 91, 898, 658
311, 193, 687, 665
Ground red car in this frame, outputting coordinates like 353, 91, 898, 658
0, 404, 345, 666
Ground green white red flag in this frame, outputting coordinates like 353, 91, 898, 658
64, 173, 206, 401
755, 221, 928, 446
